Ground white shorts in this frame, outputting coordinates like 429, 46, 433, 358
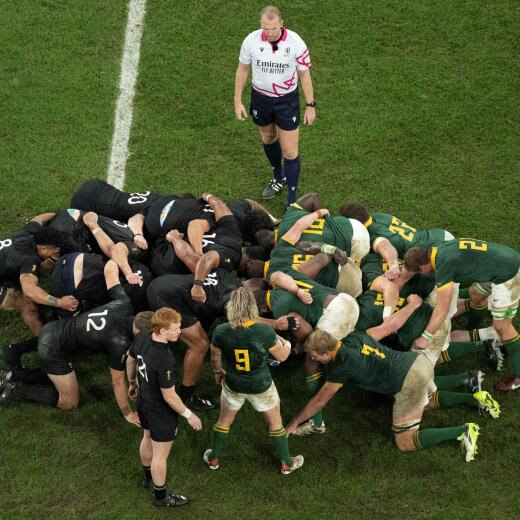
412, 316, 451, 366
348, 218, 370, 262
474, 269, 520, 318
220, 380, 280, 413
426, 282, 459, 319
336, 260, 362, 298
316, 292, 359, 340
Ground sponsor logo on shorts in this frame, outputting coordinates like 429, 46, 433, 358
292, 116, 297, 123
253, 110, 258, 118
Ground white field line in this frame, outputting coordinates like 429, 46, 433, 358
107, 0, 147, 190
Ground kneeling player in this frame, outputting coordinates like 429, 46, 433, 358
1, 261, 147, 423
203, 287, 303, 475
287, 329, 501, 462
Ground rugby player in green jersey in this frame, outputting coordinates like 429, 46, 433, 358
286, 328, 500, 462
255, 192, 369, 297
203, 287, 304, 475
405, 239, 520, 391
340, 203, 455, 282
355, 291, 488, 393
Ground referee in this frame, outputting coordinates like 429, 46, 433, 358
234, 5, 316, 205
127, 307, 202, 507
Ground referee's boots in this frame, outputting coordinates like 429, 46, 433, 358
262, 178, 286, 199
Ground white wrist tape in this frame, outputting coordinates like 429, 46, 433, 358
382, 306, 393, 319
181, 408, 192, 419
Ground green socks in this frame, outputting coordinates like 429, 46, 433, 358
269, 427, 292, 466
306, 371, 324, 425
210, 425, 230, 460
434, 373, 469, 390
441, 341, 484, 363
464, 299, 488, 327
413, 425, 468, 449
503, 335, 520, 376
432, 391, 476, 408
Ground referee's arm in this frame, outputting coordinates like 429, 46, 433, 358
234, 62, 250, 120
298, 69, 316, 125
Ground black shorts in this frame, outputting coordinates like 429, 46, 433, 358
147, 279, 199, 329
209, 216, 242, 272
138, 400, 178, 442
250, 88, 300, 131
149, 240, 190, 277
38, 321, 73, 376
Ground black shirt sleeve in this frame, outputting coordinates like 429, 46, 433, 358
155, 350, 176, 389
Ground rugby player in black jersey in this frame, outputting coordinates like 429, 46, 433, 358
0, 213, 78, 335
52, 249, 152, 317
70, 178, 162, 223
1, 261, 150, 424
48, 209, 147, 267
127, 307, 202, 507
147, 269, 300, 411
147, 269, 240, 411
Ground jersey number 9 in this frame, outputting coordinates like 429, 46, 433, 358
234, 349, 251, 372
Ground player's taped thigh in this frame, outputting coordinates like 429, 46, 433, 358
489, 271, 520, 318
336, 259, 362, 298
316, 293, 359, 340
391, 419, 422, 434
473, 282, 492, 296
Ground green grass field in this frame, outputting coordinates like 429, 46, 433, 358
1, 1, 519, 518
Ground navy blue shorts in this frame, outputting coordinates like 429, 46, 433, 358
250, 89, 300, 131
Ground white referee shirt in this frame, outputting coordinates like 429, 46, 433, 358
239, 28, 311, 97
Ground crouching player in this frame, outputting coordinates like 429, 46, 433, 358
203, 287, 304, 475
127, 307, 202, 507
287, 329, 501, 462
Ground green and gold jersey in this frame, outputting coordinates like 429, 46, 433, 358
433, 240, 520, 289
212, 321, 276, 394
267, 279, 337, 326
265, 238, 339, 289
360, 252, 435, 296
277, 204, 353, 253
355, 291, 433, 350
366, 212, 447, 257
326, 330, 418, 394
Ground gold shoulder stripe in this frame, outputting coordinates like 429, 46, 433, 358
437, 281, 454, 291
430, 247, 438, 270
